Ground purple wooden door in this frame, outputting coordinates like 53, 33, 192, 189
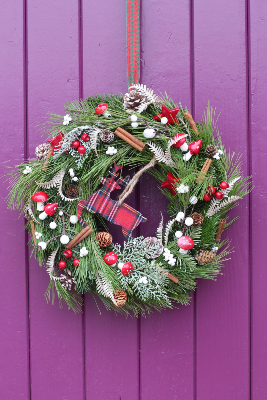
0, 1, 266, 399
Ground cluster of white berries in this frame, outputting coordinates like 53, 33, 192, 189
213, 149, 223, 160
69, 168, 78, 182
212, 246, 218, 253
177, 183, 189, 193
35, 232, 42, 239
106, 146, 117, 156
23, 166, 32, 174
80, 246, 88, 257
139, 276, 148, 284
63, 114, 72, 125
163, 248, 176, 266
176, 211, 193, 226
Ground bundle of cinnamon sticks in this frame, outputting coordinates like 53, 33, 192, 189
156, 265, 178, 284
66, 226, 93, 249
115, 127, 145, 152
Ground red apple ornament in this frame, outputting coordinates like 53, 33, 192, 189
120, 262, 133, 276
73, 259, 80, 267
104, 252, 118, 266
78, 145, 86, 155
220, 181, 229, 189
44, 203, 58, 216
203, 193, 212, 201
58, 261, 66, 270
214, 191, 224, 200
177, 236, 195, 250
71, 140, 80, 149
81, 133, 90, 142
206, 185, 216, 196
64, 249, 73, 259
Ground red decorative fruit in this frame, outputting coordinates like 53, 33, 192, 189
206, 185, 216, 196
32, 191, 49, 203
95, 103, 108, 115
44, 203, 58, 216
177, 236, 195, 250
220, 181, 229, 190
121, 262, 133, 276
188, 139, 202, 155
64, 249, 73, 259
203, 193, 212, 201
172, 133, 186, 148
58, 260, 66, 270
104, 252, 118, 266
80, 133, 90, 142
71, 140, 80, 149
73, 259, 80, 267
214, 191, 224, 200
78, 145, 86, 155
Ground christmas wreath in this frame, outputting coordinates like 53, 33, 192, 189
7, 84, 250, 314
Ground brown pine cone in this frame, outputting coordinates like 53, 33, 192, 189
100, 129, 114, 143
113, 288, 127, 307
96, 232, 113, 247
142, 237, 164, 259
60, 270, 76, 291
195, 250, 215, 265
205, 144, 217, 157
66, 185, 79, 198
191, 212, 204, 226
35, 143, 50, 160
123, 90, 146, 113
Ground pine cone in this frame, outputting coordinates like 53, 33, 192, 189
205, 144, 217, 157
191, 212, 204, 226
195, 250, 215, 265
143, 237, 164, 259
66, 185, 79, 198
60, 270, 76, 291
96, 232, 112, 247
123, 90, 147, 113
100, 129, 114, 143
35, 143, 50, 160
113, 288, 127, 307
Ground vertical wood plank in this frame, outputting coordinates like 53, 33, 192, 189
0, 2, 30, 398
194, 1, 250, 398
27, 2, 84, 399
139, 1, 195, 399
83, 2, 139, 399
250, 1, 267, 398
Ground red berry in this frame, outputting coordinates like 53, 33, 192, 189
63, 249, 73, 259
78, 145, 86, 155
71, 140, 80, 149
214, 191, 224, 200
206, 185, 216, 196
73, 258, 80, 267
80, 133, 90, 142
58, 260, 66, 270
220, 181, 229, 190
203, 193, 212, 201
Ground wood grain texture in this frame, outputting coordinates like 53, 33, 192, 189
26, 1, 84, 399
0, 2, 30, 398
194, 0, 250, 398
139, 1, 195, 399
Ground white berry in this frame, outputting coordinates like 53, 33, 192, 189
49, 221, 57, 229
60, 235, 70, 245
131, 122, 138, 128
59, 211, 63, 216
130, 115, 138, 122
189, 196, 198, 204
38, 241, 47, 250
185, 217, 194, 226
176, 212, 185, 222
143, 128, 156, 139
175, 231, 183, 238
72, 177, 78, 182
70, 215, 78, 224
161, 117, 168, 125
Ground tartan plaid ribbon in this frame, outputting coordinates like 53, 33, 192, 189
126, 0, 140, 87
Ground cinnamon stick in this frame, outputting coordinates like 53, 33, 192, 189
215, 219, 226, 242
196, 158, 212, 184
184, 111, 199, 135
42, 145, 53, 171
66, 226, 93, 249
115, 127, 145, 152
30, 220, 36, 245
156, 266, 178, 284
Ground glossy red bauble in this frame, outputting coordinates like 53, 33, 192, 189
80, 133, 90, 142
73, 259, 80, 267
220, 181, 229, 190
104, 252, 118, 266
95, 103, 108, 115
214, 191, 224, 200
172, 133, 186, 148
177, 236, 195, 250
121, 262, 133, 276
32, 191, 49, 203
203, 193, 212, 201
71, 140, 80, 149
58, 260, 67, 270
78, 145, 86, 155
188, 139, 202, 155
206, 185, 216, 196
44, 203, 58, 216
63, 249, 73, 259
